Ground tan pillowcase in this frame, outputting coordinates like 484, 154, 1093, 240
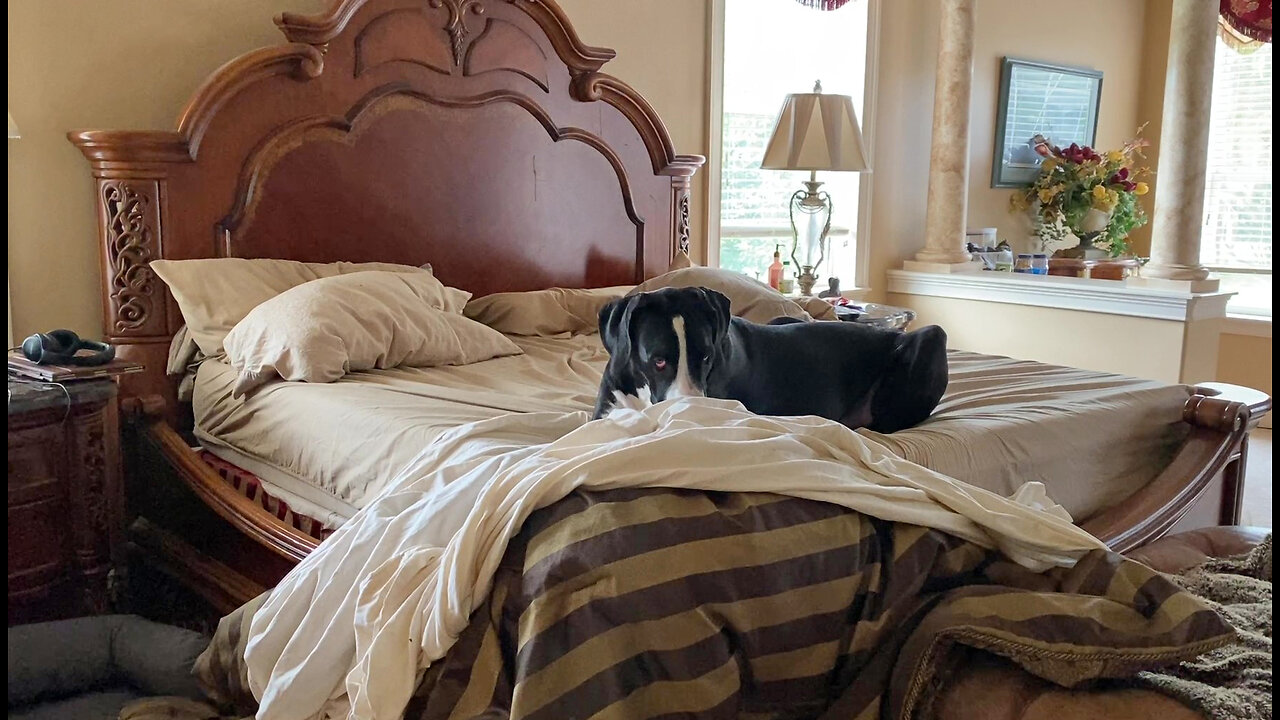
150, 258, 469, 357
658, 253, 838, 322
797, 295, 839, 321
463, 286, 632, 336
631, 267, 828, 324
224, 272, 522, 396
669, 250, 696, 270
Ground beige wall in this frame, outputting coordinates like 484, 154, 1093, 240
6, 0, 708, 342
1217, 331, 1273, 427
867, 0, 1150, 297
965, 0, 1148, 252
9, 0, 324, 341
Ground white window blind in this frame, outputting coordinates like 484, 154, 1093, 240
718, 0, 869, 284
1002, 68, 1099, 165
1202, 39, 1272, 315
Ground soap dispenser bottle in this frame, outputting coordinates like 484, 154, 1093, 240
767, 245, 784, 290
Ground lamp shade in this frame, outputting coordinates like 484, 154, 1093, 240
760, 90, 869, 172
7, 113, 18, 139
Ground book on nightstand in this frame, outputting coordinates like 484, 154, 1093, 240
7, 352, 144, 383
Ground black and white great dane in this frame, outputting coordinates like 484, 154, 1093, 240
592, 286, 949, 434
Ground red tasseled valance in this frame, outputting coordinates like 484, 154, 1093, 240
1220, 0, 1272, 45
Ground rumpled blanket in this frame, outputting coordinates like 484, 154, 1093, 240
404, 491, 1231, 720
244, 398, 1112, 720
1136, 535, 1272, 719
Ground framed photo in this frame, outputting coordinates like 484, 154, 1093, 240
991, 57, 1103, 188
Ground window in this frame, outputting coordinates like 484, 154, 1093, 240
713, 0, 873, 287
1202, 38, 1272, 316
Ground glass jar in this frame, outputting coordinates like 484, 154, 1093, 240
1013, 253, 1035, 273
1031, 253, 1049, 275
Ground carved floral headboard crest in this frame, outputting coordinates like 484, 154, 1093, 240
70, 0, 703, 418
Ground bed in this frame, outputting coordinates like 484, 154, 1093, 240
69, 0, 1270, 617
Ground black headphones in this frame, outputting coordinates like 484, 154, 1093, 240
21, 329, 116, 366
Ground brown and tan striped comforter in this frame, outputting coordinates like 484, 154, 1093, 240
391, 488, 1230, 720
197, 487, 1232, 719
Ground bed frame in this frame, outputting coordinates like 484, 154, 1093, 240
70, 0, 1269, 614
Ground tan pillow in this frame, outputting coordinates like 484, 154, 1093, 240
631, 267, 817, 324
224, 272, 522, 396
669, 249, 696, 270
798, 296, 840, 321
150, 258, 469, 357
463, 286, 632, 336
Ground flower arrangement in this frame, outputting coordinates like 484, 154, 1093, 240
1009, 128, 1151, 257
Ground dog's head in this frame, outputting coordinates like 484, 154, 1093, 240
596, 287, 732, 410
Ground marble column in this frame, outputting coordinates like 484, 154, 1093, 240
1142, 0, 1217, 287
911, 0, 976, 269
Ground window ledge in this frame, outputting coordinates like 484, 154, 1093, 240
1222, 314, 1272, 338
885, 269, 1235, 322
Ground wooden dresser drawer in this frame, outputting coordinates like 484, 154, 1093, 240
8, 378, 122, 625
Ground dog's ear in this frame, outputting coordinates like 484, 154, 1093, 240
598, 295, 632, 358
694, 287, 732, 343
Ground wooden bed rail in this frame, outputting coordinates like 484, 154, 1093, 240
142, 418, 321, 562
1082, 382, 1270, 552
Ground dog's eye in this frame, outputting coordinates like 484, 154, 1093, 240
652, 357, 667, 370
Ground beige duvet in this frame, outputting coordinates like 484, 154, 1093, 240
194, 334, 1191, 526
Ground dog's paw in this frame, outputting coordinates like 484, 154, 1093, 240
604, 387, 653, 420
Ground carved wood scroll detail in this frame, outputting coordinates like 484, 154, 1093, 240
101, 181, 163, 337
429, 0, 486, 66
677, 192, 691, 256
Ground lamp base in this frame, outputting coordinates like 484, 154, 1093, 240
796, 267, 819, 297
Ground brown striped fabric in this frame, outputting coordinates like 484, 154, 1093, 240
393, 488, 1231, 720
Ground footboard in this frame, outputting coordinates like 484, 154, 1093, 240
1082, 382, 1271, 552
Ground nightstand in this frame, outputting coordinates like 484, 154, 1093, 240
7, 376, 125, 625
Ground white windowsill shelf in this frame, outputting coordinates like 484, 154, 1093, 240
885, 269, 1235, 322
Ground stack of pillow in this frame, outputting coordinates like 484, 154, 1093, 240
151, 252, 836, 395
151, 259, 521, 398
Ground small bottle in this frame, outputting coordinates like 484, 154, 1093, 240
767, 245, 784, 290
778, 260, 795, 294
1013, 253, 1034, 274
1031, 253, 1049, 275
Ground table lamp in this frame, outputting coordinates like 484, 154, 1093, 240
760, 80, 870, 296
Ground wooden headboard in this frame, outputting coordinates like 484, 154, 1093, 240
70, 0, 703, 417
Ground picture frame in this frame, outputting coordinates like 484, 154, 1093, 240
991, 57, 1103, 188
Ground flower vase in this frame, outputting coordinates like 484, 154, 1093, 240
1055, 207, 1112, 260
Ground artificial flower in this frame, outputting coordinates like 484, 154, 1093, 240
1008, 127, 1152, 257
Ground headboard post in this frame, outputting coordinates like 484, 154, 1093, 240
74, 136, 193, 423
